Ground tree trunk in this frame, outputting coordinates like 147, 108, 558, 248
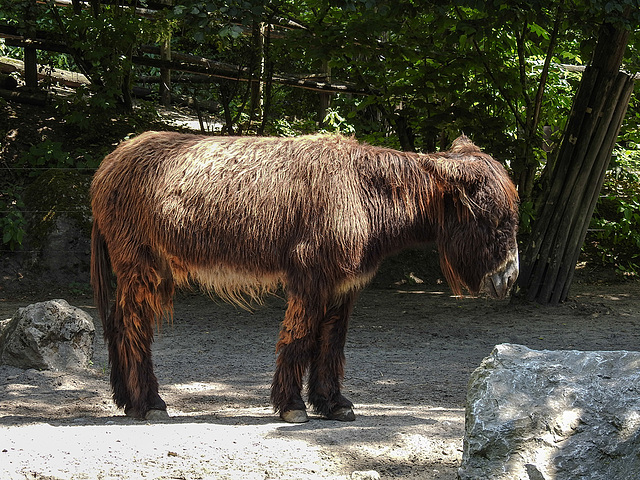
258, 23, 273, 136
517, 22, 635, 304
160, 35, 172, 106
249, 22, 265, 125
318, 59, 331, 124
219, 81, 235, 135
24, 0, 38, 89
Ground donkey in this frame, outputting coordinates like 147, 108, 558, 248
91, 132, 519, 423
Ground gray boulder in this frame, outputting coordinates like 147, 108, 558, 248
459, 343, 640, 480
0, 299, 95, 370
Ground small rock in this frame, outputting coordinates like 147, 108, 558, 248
0, 299, 95, 370
0, 318, 11, 333
351, 471, 380, 480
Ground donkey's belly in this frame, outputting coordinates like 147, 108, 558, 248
171, 256, 376, 307
184, 264, 284, 306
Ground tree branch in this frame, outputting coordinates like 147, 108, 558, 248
454, 6, 525, 130
471, 36, 525, 130
531, 4, 564, 134
515, 21, 531, 113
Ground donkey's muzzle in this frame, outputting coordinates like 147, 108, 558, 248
482, 247, 519, 299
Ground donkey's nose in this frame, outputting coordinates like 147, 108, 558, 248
484, 248, 519, 299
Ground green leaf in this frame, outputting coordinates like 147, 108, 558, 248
528, 22, 549, 40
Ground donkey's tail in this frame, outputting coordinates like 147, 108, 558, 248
91, 220, 113, 329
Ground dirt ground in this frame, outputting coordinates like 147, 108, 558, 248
1, 273, 639, 480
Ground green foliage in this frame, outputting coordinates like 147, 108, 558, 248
3, 139, 100, 250
321, 108, 355, 135
590, 195, 640, 275
268, 117, 318, 137
19, 1, 164, 129
59, 8, 145, 122
172, 0, 265, 43
19, 139, 71, 170
68, 281, 92, 296
0, 0, 39, 31
518, 200, 537, 235
589, 145, 640, 275
0, 188, 25, 251
22, 169, 93, 246
17, 138, 101, 172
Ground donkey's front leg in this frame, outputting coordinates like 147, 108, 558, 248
271, 294, 318, 423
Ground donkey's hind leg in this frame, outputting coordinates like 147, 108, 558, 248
106, 251, 174, 419
105, 299, 166, 419
307, 290, 358, 421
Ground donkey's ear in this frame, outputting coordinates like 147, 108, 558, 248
449, 135, 482, 155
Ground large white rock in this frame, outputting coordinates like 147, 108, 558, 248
459, 343, 640, 480
0, 299, 95, 370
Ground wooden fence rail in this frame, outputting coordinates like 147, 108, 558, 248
0, 24, 374, 96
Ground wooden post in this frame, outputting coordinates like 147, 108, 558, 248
517, 22, 634, 304
558, 72, 635, 300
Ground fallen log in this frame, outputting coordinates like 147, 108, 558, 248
0, 88, 48, 105
0, 56, 89, 88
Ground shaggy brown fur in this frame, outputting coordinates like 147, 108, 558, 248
91, 132, 518, 420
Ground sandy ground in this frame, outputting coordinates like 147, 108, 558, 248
1, 278, 639, 480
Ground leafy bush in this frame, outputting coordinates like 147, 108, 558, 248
18, 139, 71, 171
0, 188, 25, 251
588, 145, 640, 275
4, 139, 102, 251
17, 138, 102, 171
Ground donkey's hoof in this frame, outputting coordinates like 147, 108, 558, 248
324, 407, 356, 422
281, 409, 309, 423
145, 409, 170, 420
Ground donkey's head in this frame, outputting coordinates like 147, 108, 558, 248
478, 245, 519, 299
431, 136, 519, 299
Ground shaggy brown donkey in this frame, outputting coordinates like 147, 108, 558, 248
91, 132, 519, 422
